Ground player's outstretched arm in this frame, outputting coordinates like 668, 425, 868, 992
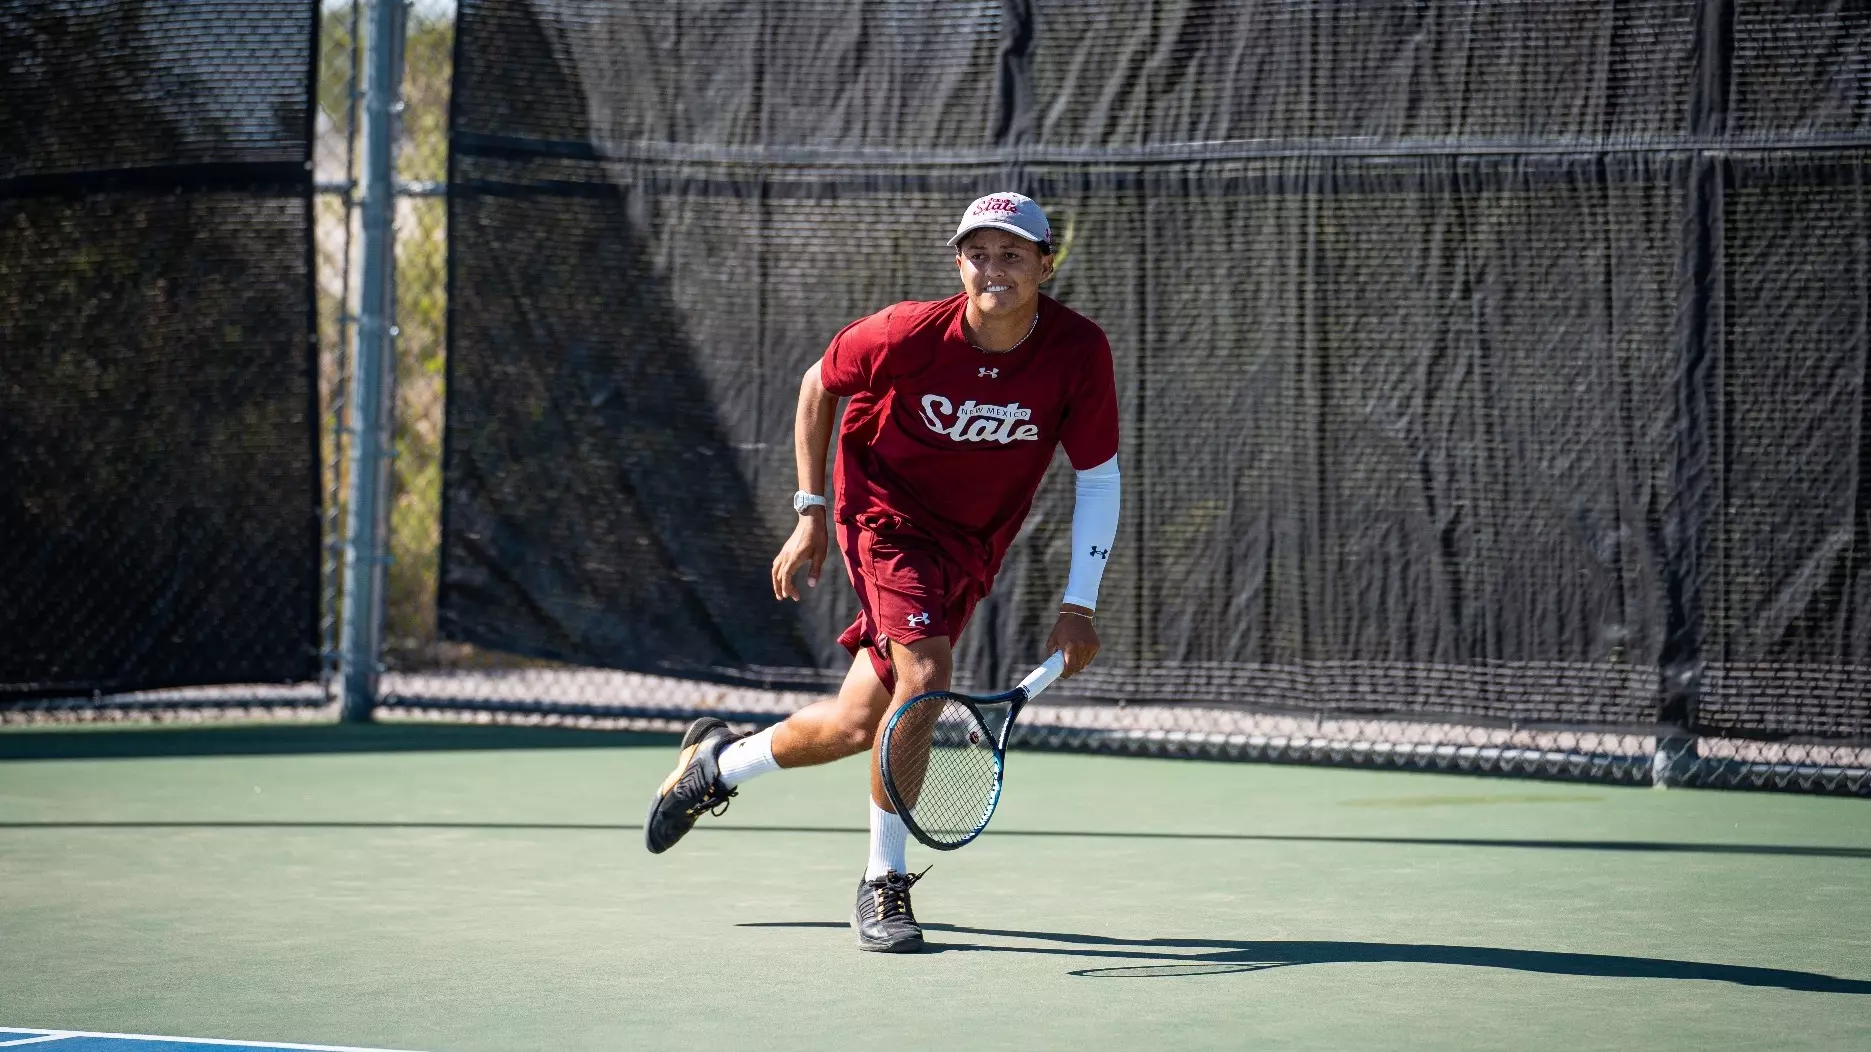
1045, 456, 1120, 677
772, 362, 839, 601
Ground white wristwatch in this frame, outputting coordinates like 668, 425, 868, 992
792, 490, 828, 515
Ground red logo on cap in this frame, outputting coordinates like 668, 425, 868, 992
970, 195, 1022, 217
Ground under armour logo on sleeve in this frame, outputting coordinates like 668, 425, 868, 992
1089, 546, 1110, 559
907, 612, 932, 628
978, 367, 998, 378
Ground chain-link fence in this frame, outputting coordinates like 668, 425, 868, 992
316, 0, 363, 689
6, 1, 1868, 797
384, 0, 1869, 796
3, 0, 325, 721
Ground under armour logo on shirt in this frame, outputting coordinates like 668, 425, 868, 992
979, 367, 999, 378
1089, 546, 1110, 559
907, 612, 932, 628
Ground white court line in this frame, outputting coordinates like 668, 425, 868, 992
3, 1032, 425, 1052
0, 1037, 71, 1048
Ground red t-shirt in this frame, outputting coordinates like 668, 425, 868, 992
819, 292, 1120, 582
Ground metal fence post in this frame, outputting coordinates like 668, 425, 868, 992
338, 0, 406, 721
1650, 0, 1735, 783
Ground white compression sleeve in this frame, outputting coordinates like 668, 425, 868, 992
1063, 456, 1120, 610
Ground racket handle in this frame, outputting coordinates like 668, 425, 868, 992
1017, 651, 1067, 700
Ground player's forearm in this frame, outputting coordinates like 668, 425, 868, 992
794, 361, 840, 496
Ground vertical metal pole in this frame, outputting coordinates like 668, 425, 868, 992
1653, 0, 1735, 782
339, 0, 403, 720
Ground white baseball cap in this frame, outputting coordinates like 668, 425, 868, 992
947, 192, 1052, 250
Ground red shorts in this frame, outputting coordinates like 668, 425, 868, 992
835, 519, 989, 694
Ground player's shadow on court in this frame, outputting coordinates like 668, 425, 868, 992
740, 922, 1871, 992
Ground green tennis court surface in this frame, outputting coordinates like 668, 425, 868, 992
3, 724, 1867, 1051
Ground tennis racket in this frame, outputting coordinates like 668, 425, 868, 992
877, 650, 1067, 851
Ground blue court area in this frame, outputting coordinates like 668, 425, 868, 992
0, 1032, 417, 1052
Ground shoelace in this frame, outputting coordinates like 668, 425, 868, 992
872, 866, 931, 920
683, 784, 737, 819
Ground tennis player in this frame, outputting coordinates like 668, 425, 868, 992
644, 193, 1121, 953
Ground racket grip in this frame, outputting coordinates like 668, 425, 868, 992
1018, 651, 1067, 700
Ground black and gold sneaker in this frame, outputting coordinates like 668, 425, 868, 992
851, 869, 928, 953
643, 717, 742, 854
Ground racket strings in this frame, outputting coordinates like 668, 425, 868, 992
884, 695, 1001, 846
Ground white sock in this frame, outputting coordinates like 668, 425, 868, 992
717, 726, 780, 788
865, 799, 909, 880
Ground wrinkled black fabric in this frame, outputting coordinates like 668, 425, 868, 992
0, 0, 319, 698
444, 0, 1870, 742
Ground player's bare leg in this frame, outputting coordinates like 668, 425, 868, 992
850, 636, 950, 953
643, 649, 900, 855
769, 652, 893, 767
868, 638, 951, 808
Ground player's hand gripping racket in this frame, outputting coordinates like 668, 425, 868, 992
877, 650, 1067, 850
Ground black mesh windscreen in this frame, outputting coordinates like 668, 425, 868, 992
0, 0, 320, 698
1730, 2, 1871, 143
445, 0, 1871, 743
1024, 1, 1699, 147
1700, 152, 1871, 741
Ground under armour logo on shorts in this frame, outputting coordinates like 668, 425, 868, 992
907, 612, 933, 628
1089, 546, 1110, 559
979, 367, 998, 378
